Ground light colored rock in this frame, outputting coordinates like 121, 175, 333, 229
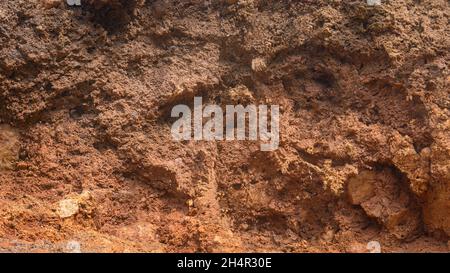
66, 0, 81, 7
57, 191, 93, 219
251, 57, 267, 72
367, 0, 381, 6
366, 241, 381, 253
58, 198, 80, 218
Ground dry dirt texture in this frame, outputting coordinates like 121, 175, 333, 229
0, 0, 449, 253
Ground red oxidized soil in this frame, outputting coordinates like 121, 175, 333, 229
0, 0, 449, 252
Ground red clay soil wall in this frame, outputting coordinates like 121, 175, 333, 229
0, 0, 449, 252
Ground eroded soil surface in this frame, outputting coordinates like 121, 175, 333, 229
0, 0, 449, 252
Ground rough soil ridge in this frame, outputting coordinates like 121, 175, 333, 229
0, 0, 449, 252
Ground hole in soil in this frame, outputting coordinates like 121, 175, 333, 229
84, 0, 142, 32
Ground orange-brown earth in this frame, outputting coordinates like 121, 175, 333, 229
0, 0, 449, 252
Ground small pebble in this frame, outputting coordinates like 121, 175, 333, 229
367, 0, 381, 6
251, 57, 267, 72
58, 199, 79, 218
